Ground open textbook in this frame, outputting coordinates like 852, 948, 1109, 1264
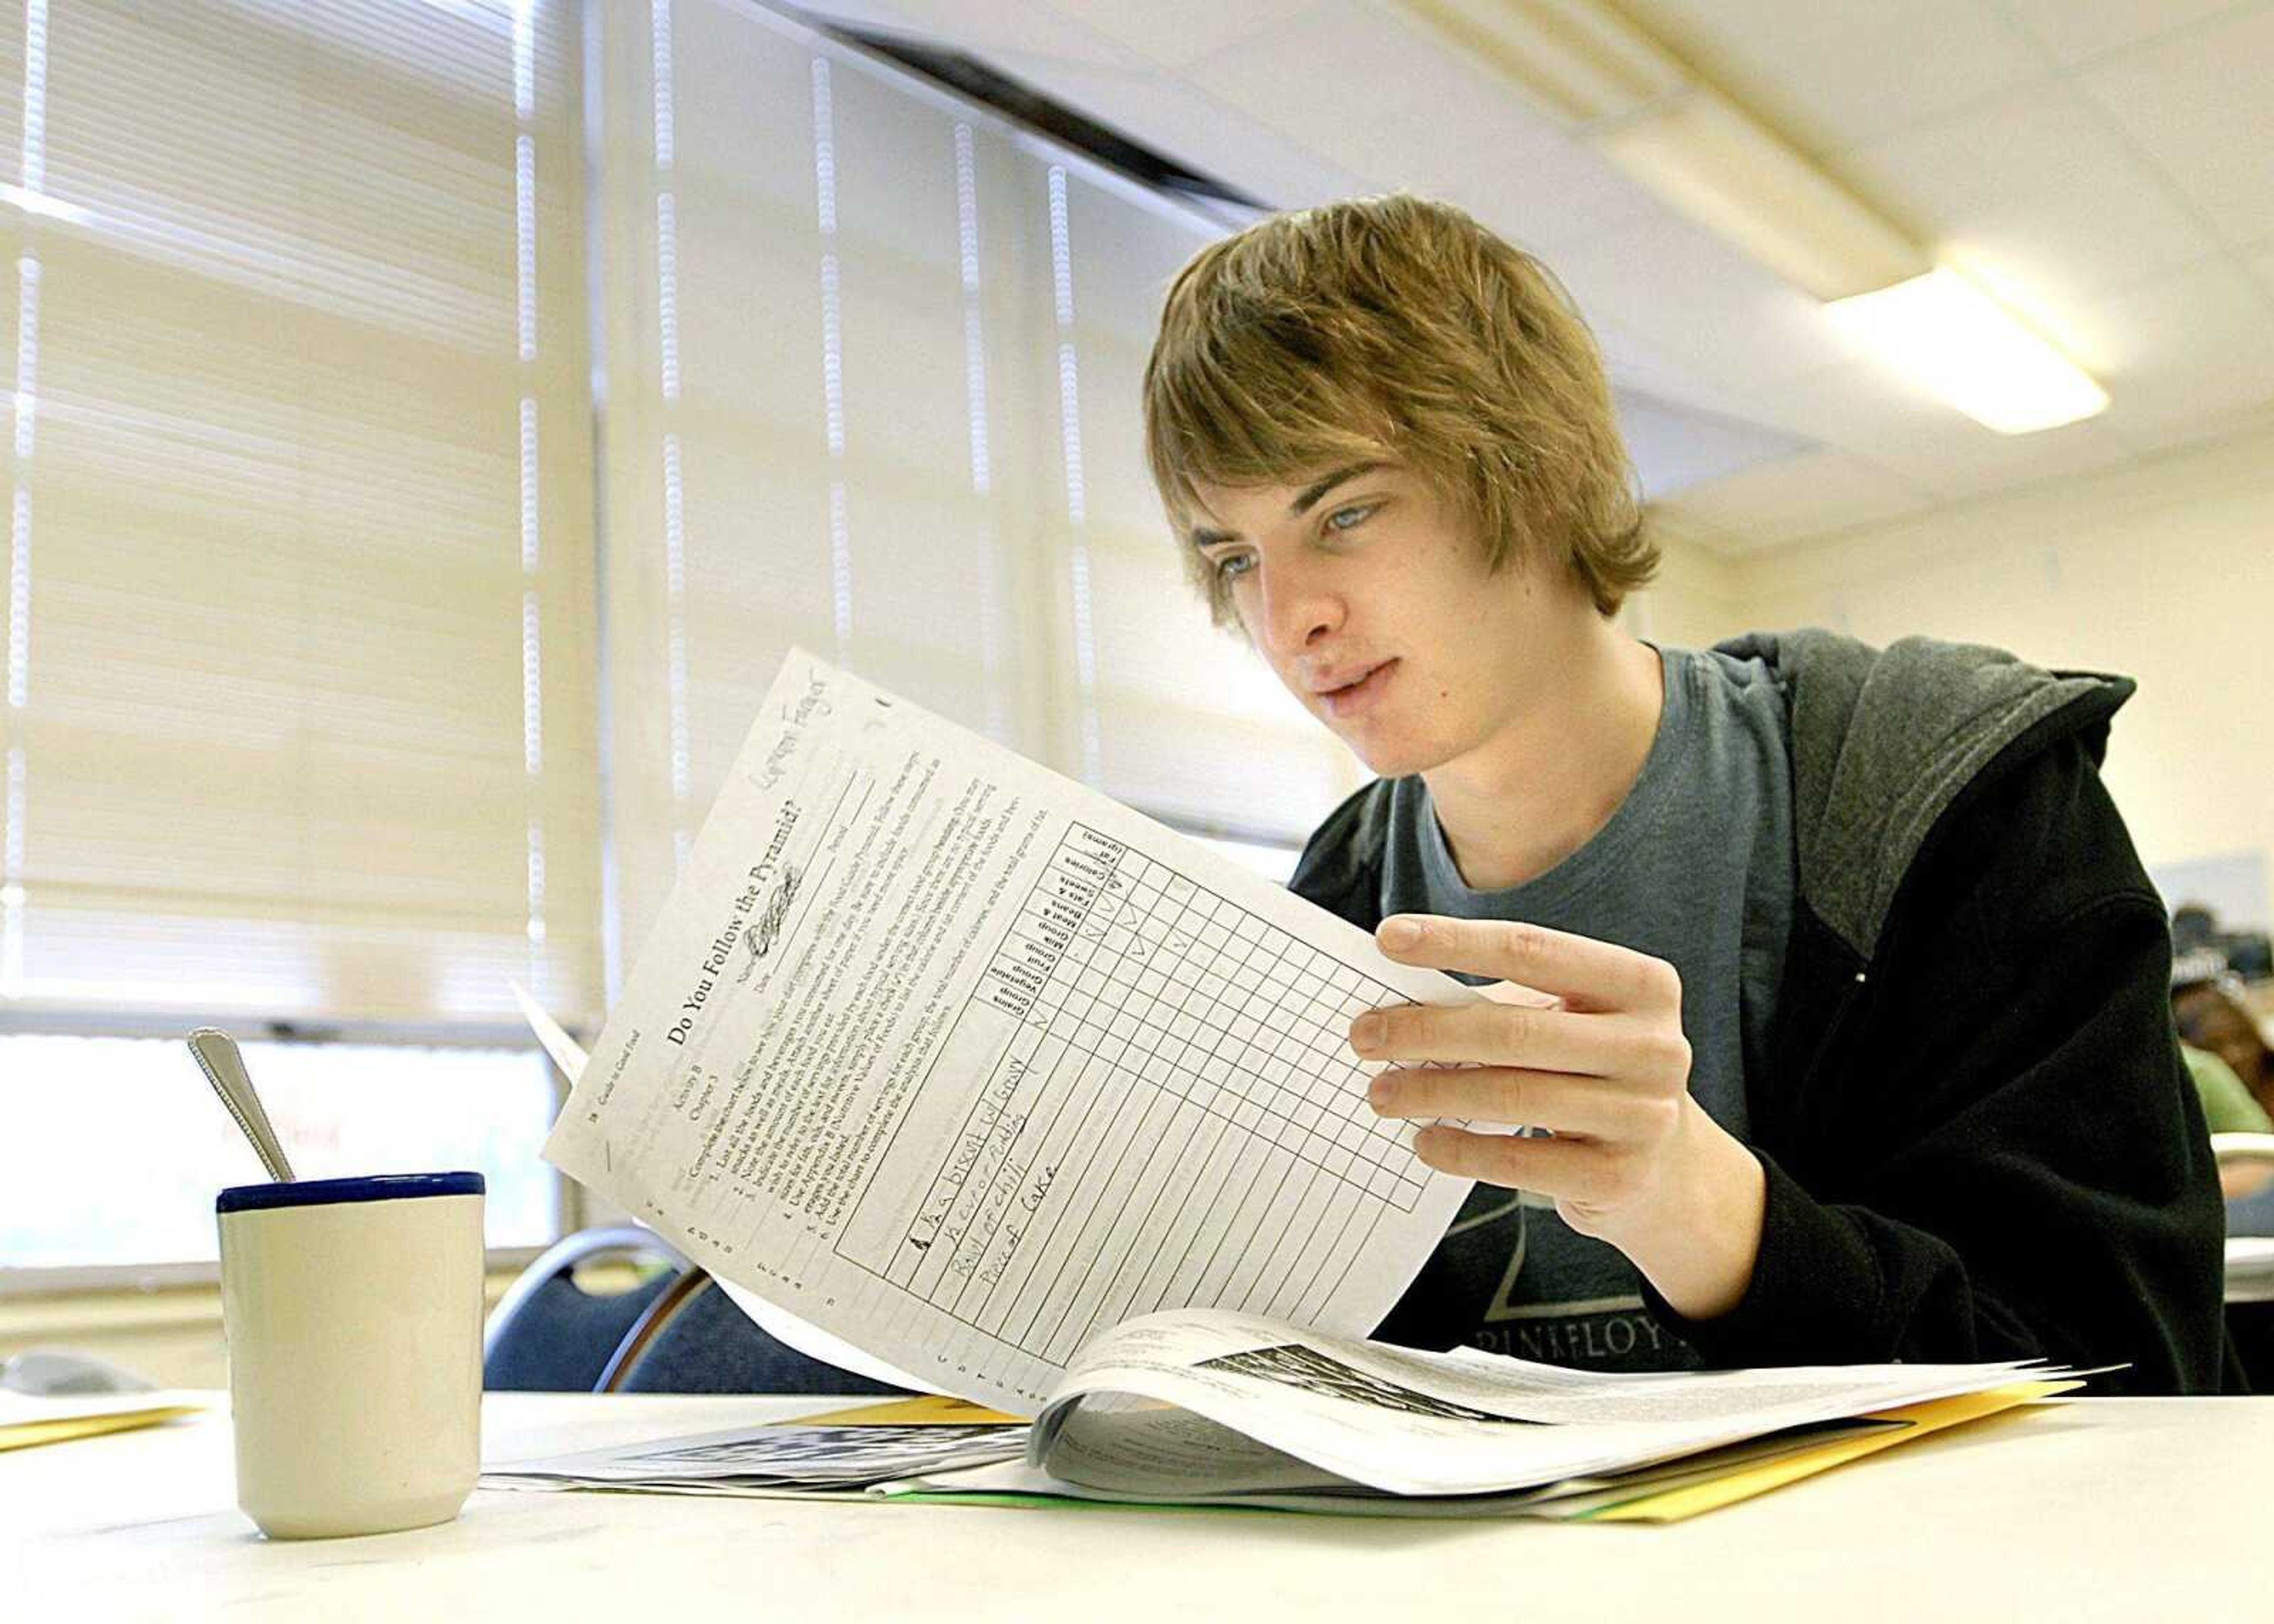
486, 1306, 2079, 1519
543, 649, 1537, 1414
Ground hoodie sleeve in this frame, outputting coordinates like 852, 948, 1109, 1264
1638, 735, 2228, 1393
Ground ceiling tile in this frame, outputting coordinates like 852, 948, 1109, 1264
1998, 0, 2253, 68
1591, 317, 1764, 423
1178, 0, 1660, 249
1617, 390, 1816, 501
1617, 0, 2049, 151
2067, 259, 2274, 450
1732, 361, 2138, 500
2111, 398, 2274, 456
1039, 0, 1320, 69
2076, 5, 2274, 245
1652, 449, 1935, 550
1864, 417, 2141, 501
1833, 83, 2217, 305
1544, 211, 1852, 395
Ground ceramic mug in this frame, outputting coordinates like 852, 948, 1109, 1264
216, 1172, 486, 1539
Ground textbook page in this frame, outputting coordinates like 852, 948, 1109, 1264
542, 651, 1479, 1414
1031, 1308, 2054, 1497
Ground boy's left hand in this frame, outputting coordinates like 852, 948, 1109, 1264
1351, 912, 1766, 1321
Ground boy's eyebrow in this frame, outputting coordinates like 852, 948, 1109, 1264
1186, 461, 1385, 549
1290, 461, 1383, 516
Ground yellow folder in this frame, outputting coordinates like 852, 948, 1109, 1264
0, 1400, 204, 1454
1572, 1379, 2077, 1522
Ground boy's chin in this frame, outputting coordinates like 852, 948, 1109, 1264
1342, 731, 1444, 783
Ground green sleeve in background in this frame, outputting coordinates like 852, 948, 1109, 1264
2183, 1042, 2274, 1135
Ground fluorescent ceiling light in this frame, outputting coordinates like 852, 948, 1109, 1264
1825, 269, 2110, 435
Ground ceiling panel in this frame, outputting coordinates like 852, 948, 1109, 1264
1865, 417, 2141, 503
1588, 315, 1765, 423
1616, 390, 1816, 501
1544, 211, 1849, 397
2076, 5, 2274, 245
1036, 0, 1320, 70
1177, 0, 1662, 250
2066, 259, 2274, 451
1833, 82, 2217, 306
1998, 0, 2257, 69
1618, 0, 2048, 152
1719, 361, 2130, 498
1652, 448, 1934, 551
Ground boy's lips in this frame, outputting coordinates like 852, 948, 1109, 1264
1318, 658, 1398, 719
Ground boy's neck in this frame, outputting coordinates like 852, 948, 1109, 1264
1421, 619, 1665, 893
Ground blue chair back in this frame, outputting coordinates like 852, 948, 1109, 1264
611, 1275, 908, 1396
484, 1227, 689, 1393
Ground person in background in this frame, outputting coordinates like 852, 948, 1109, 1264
1142, 194, 2225, 1391
2180, 975, 2274, 1223
2185, 1040, 2273, 1136
2176, 1037, 2273, 1201
2175, 972, 2274, 1144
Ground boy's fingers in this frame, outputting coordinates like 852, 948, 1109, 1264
1377, 914, 1679, 1015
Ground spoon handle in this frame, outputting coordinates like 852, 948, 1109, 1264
188, 1028, 296, 1184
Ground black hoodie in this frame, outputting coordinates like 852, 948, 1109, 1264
1287, 629, 2227, 1394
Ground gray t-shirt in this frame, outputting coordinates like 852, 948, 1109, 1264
1370, 645, 1795, 1371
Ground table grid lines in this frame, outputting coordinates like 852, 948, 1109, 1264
842, 825, 1430, 1366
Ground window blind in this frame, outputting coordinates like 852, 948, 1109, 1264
1045, 172, 1364, 842
592, 0, 1051, 961
0, 0, 601, 1028
592, 0, 1357, 969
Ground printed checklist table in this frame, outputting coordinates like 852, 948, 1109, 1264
869, 824, 1428, 1365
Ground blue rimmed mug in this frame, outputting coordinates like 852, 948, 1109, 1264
217, 1172, 485, 1539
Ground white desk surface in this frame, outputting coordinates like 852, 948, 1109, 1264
15, 1392, 2273, 1623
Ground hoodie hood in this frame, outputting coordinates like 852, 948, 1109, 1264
1714, 628, 2133, 961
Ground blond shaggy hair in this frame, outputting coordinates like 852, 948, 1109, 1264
1144, 195, 1653, 621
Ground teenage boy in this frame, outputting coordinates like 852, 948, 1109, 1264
1142, 195, 2224, 1391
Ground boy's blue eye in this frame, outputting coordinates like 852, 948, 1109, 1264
1326, 503, 1375, 533
1213, 552, 1255, 580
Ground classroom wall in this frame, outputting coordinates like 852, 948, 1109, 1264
1713, 425, 2274, 882
1627, 526, 1755, 651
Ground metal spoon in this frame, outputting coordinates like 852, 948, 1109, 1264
187, 1028, 296, 1184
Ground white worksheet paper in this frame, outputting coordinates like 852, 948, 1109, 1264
543, 652, 1480, 1414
